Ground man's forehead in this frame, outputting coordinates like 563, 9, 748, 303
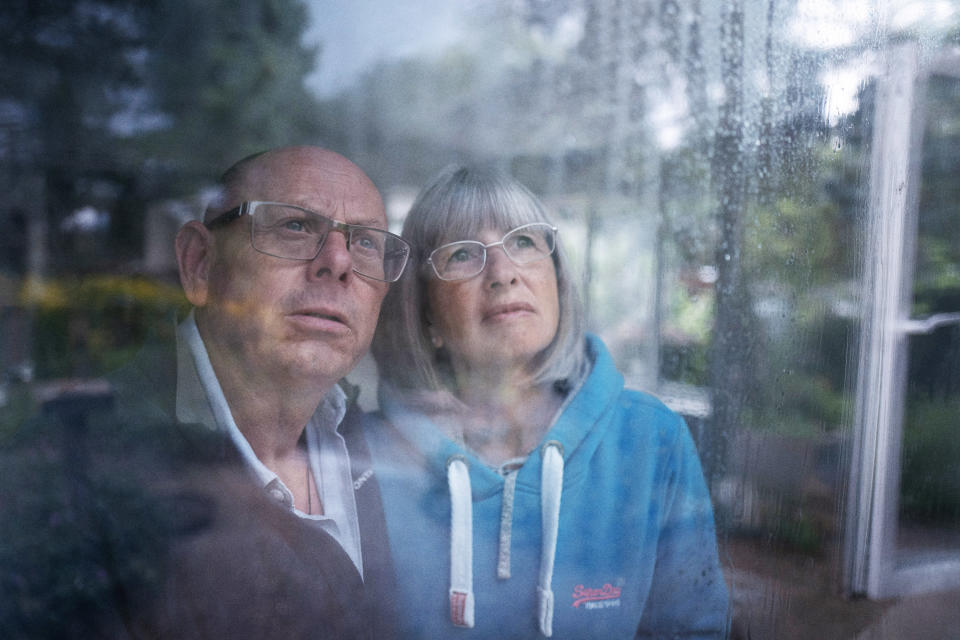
236, 149, 385, 224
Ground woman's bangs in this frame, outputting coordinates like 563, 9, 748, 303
427, 184, 546, 248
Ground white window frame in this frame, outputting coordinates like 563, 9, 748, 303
844, 42, 960, 599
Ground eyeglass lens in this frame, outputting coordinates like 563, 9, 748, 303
430, 223, 555, 281
250, 203, 408, 281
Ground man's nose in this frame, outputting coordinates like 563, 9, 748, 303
310, 227, 353, 281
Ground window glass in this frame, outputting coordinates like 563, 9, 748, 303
3, 0, 960, 637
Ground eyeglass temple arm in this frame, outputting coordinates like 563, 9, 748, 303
203, 205, 246, 229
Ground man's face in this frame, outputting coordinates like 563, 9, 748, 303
193, 148, 389, 389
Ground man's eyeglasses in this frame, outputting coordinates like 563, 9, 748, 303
426, 222, 557, 282
205, 201, 411, 282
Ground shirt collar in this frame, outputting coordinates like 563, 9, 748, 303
176, 311, 348, 488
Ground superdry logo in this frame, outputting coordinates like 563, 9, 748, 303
571, 583, 622, 609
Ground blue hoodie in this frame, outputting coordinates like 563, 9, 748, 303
365, 335, 729, 639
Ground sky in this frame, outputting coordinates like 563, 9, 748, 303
302, 0, 958, 129
304, 0, 469, 97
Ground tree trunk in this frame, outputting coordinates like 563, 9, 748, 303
707, 0, 751, 487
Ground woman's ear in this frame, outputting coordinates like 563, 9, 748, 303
175, 221, 215, 307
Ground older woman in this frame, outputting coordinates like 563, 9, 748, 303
366, 166, 729, 638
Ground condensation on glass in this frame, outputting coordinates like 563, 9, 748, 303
322, 1, 960, 635
3, 0, 960, 638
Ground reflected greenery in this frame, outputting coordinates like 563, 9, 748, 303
25, 276, 188, 379
901, 397, 960, 523
2, 1, 960, 634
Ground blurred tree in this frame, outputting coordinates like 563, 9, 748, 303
705, 0, 750, 481
0, 0, 159, 272
135, 0, 331, 195
0, 0, 330, 274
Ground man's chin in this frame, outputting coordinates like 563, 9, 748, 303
284, 344, 360, 385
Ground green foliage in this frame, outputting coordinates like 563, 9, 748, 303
0, 384, 34, 444
137, 0, 328, 187
745, 376, 845, 437
747, 197, 839, 287
772, 511, 824, 554
0, 0, 329, 274
660, 284, 713, 386
660, 341, 710, 387
0, 415, 180, 638
900, 398, 960, 523
897, 74, 960, 525
0, 1, 163, 271
22, 276, 188, 379
0, 1, 156, 155
727, 123, 863, 436
913, 74, 960, 310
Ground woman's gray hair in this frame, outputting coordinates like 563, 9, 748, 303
373, 165, 586, 394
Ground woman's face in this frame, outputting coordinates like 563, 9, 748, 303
426, 226, 560, 377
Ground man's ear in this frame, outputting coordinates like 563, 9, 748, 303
175, 221, 215, 307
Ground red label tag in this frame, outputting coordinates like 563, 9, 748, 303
450, 590, 468, 626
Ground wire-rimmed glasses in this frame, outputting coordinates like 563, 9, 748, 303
425, 222, 558, 282
205, 201, 411, 282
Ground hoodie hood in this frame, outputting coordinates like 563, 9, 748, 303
378, 334, 620, 494
378, 334, 622, 636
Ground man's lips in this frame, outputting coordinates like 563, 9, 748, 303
482, 302, 536, 322
287, 307, 351, 332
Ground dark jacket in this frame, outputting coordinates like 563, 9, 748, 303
0, 332, 396, 640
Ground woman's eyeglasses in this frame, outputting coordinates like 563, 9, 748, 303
425, 223, 557, 282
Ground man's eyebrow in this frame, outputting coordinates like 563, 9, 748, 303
349, 217, 388, 228
282, 200, 384, 228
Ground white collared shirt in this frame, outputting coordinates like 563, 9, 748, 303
175, 312, 364, 577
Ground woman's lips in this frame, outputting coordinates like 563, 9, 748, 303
482, 302, 535, 322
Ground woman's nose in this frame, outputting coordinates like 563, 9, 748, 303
483, 245, 518, 287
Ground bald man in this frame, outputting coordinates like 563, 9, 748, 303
174, 146, 407, 563
1, 147, 407, 639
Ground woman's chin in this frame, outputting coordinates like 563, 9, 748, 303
456, 342, 550, 379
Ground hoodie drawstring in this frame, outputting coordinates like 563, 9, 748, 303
497, 459, 525, 579
445, 443, 565, 637
537, 441, 564, 637
447, 456, 475, 628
